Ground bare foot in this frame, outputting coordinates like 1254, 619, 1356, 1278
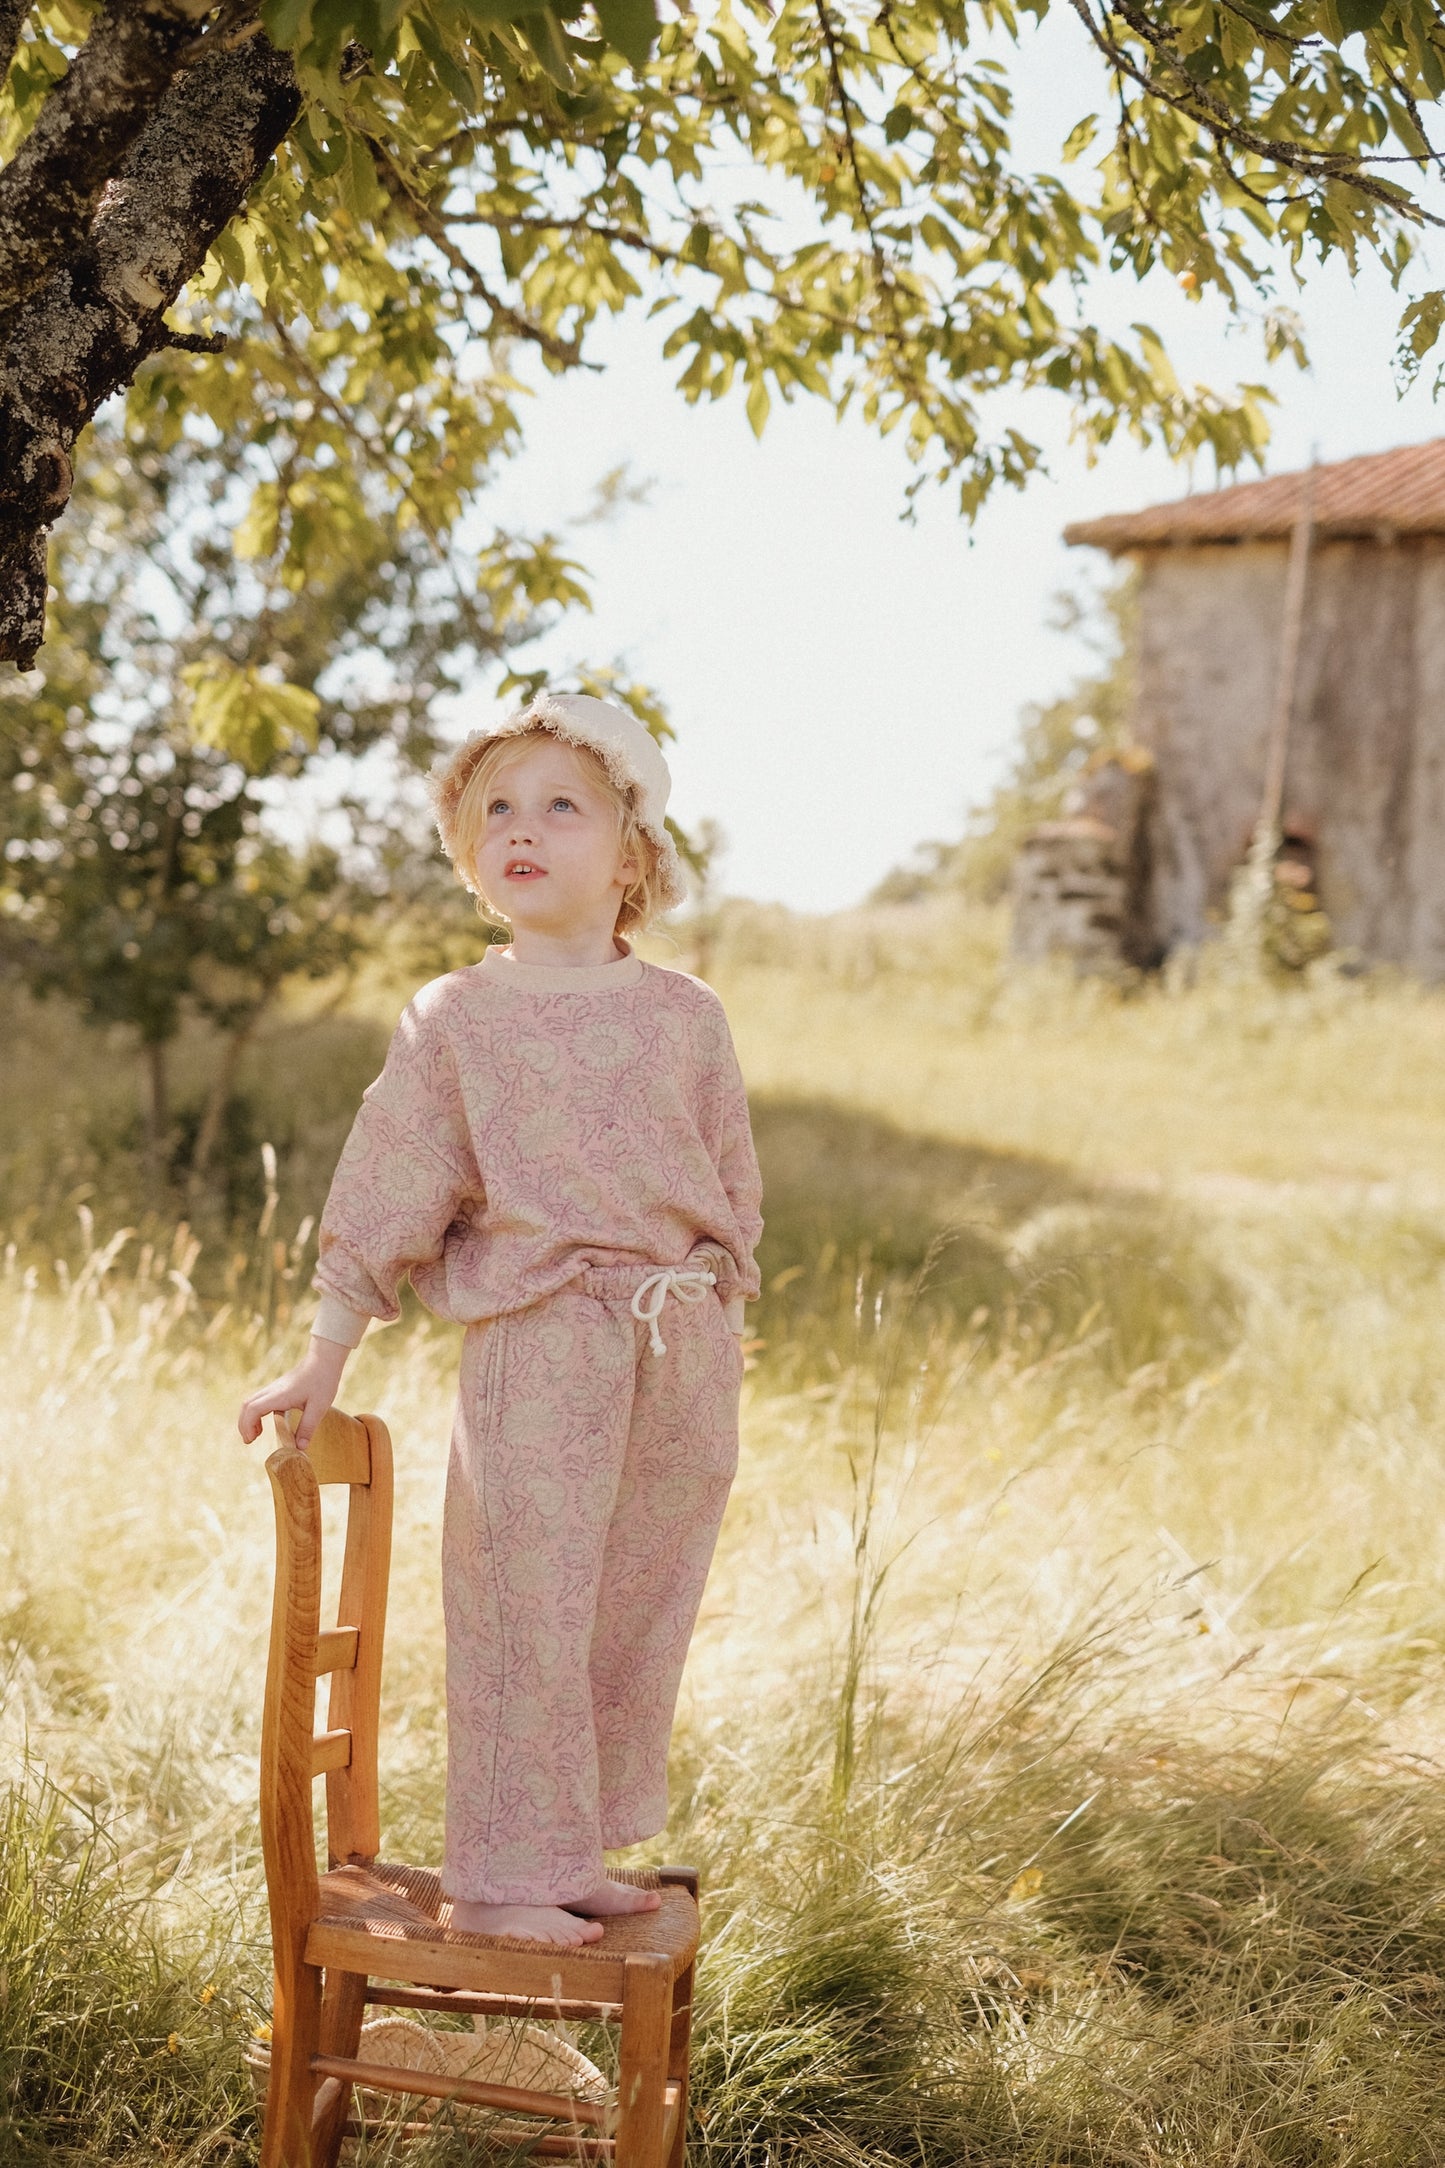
448, 1899, 604, 1946
562, 1879, 664, 1920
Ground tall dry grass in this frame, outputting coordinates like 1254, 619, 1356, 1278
7, 902, 1445, 2162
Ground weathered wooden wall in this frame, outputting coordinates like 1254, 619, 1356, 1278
1133, 535, 1445, 976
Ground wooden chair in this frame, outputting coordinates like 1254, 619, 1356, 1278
258, 1406, 700, 2168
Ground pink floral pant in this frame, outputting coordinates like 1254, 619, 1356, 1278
440, 1263, 743, 1905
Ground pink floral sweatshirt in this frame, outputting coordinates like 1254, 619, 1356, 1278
311, 943, 763, 1348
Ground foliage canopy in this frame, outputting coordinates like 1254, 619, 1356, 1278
4, 0, 1445, 674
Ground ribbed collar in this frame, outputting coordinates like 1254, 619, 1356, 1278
476, 940, 644, 994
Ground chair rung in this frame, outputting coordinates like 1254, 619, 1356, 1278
314, 1627, 359, 1676
464, 2125, 618, 2158
339, 2084, 678, 2155
310, 2051, 612, 2127
308, 1918, 630, 2000
523, 2132, 617, 2160
365, 1984, 624, 2024
312, 1728, 352, 1775
343, 2117, 616, 2156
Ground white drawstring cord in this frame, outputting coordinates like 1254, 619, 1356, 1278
629, 1267, 716, 1358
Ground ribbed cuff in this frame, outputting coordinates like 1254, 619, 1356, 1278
689, 1239, 737, 1294
311, 1295, 373, 1349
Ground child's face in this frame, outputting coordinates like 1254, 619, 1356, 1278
472, 738, 639, 938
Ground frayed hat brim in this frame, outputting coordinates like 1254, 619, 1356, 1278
430, 697, 689, 917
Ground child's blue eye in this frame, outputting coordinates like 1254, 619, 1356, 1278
551, 797, 575, 812
488, 799, 509, 815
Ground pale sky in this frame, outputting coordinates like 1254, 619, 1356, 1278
456, 20, 1445, 913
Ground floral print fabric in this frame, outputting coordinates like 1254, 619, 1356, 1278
311, 944, 763, 1346
308, 942, 762, 1902
441, 1266, 742, 1902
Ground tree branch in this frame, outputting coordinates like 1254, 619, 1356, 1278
814, 0, 894, 311
0, 0, 219, 313
442, 204, 896, 344
0, 30, 299, 668
812, 0, 937, 416
366, 137, 584, 366
1066, 0, 1442, 224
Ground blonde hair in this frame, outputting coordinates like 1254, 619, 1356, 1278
440, 729, 669, 936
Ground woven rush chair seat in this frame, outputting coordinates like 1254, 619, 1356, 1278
311, 1860, 700, 1990
256, 1407, 701, 2168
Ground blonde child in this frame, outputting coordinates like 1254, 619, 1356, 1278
238, 692, 762, 1948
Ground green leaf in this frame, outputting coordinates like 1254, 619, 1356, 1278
336, 131, 386, 221
745, 374, 770, 437
183, 666, 322, 773
208, 225, 247, 289
456, 0, 552, 20
294, 112, 347, 177
516, 6, 576, 85
594, 0, 657, 65
303, 0, 364, 65
410, 12, 479, 104
1061, 114, 1097, 164
883, 103, 913, 143
261, 0, 314, 49
1335, 0, 1385, 27
1399, 289, 1445, 362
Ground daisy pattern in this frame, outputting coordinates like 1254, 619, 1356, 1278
311, 944, 760, 1910
312, 950, 760, 1346
440, 1272, 741, 1905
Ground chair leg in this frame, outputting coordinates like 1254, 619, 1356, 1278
311, 1968, 368, 2168
615, 1955, 673, 2168
657, 1863, 699, 2168
664, 1958, 695, 2168
260, 1956, 323, 2168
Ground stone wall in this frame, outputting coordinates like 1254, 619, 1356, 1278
1010, 755, 1156, 973
1132, 535, 1445, 976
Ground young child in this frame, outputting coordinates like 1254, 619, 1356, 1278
238, 691, 762, 1949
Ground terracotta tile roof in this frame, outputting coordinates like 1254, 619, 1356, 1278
1064, 438, 1445, 551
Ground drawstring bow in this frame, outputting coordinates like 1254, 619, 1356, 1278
629, 1267, 716, 1358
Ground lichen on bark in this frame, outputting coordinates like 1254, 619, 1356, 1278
0, 28, 299, 669
0, 0, 218, 315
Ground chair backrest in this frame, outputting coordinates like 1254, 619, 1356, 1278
260, 1407, 394, 1961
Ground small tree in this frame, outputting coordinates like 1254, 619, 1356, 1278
1, 638, 363, 1188
0, 410, 572, 1193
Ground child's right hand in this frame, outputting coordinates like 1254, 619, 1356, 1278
238, 1336, 352, 1449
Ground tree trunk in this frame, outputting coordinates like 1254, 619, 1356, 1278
0, 30, 300, 666
188, 999, 267, 1200
0, 0, 213, 313
142, 1037, 169, 1188
0, 0, 30, 83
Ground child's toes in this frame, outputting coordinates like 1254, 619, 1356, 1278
563, 1879, 664, 1919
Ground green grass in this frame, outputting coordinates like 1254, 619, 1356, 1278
0, 1771, 259, 2165
8, 902, 1445, 2161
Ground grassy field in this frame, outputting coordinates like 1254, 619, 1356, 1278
9, 899, 1445, 2164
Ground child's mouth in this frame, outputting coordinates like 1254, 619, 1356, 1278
504, 862, 546, 880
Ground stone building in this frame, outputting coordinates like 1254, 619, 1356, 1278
1010, 752, 1157, 972
1034, 438, 1445, 977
